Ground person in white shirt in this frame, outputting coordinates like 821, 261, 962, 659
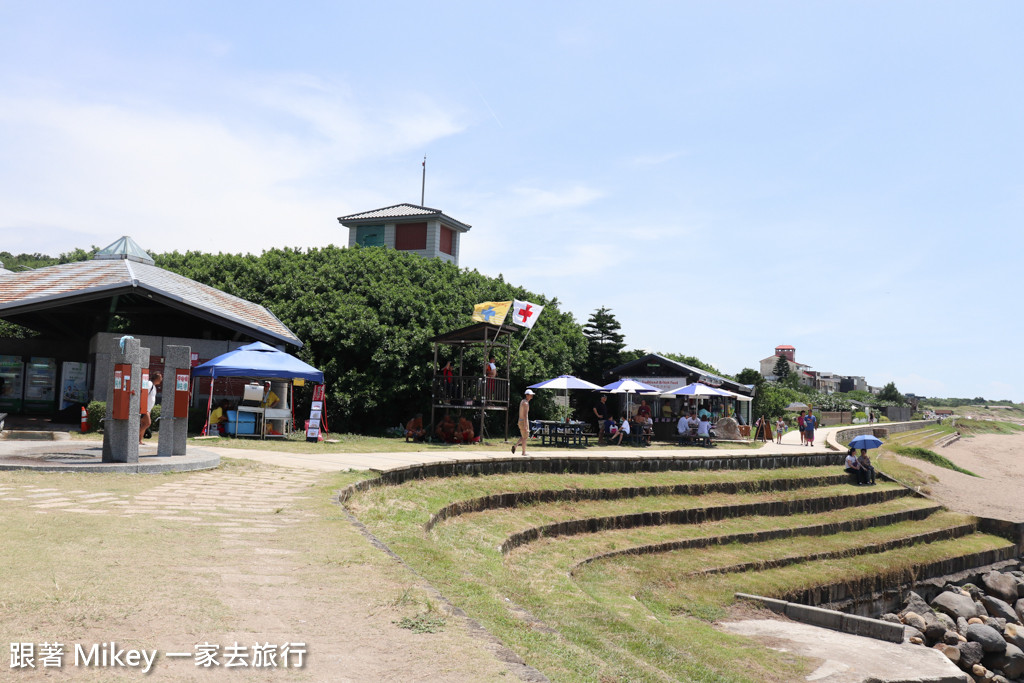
677, 415, 690, 435
139, 372, 162, 445
612, 415, 631, 445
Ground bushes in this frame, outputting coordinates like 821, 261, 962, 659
86, 401, 106, 432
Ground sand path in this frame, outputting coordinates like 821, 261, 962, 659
892, 432, 1024, 522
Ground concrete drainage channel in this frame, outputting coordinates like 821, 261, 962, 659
735, 592, 906, 643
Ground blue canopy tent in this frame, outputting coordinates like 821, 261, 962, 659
193, 342, 324, 436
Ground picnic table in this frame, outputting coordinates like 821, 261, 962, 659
536, 420, 593, 447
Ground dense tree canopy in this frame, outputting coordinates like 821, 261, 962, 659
154, 246, 587, 432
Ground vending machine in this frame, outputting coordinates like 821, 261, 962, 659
23, 357, 57, 414
0, 355, 25, 413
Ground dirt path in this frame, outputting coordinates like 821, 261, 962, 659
892, 432, 1024, 522
0, 465, 518, 682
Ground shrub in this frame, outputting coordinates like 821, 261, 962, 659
853, 411, 867, 421
878, 415, 891, 423
150, 404, 161, 432
86, 401, 106, 432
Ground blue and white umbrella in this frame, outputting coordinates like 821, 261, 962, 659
528, 375, 603, 391
848, 434, 883, 450
598, 379, 660, 417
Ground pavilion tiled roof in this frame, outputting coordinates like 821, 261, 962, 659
0, 259, 300, 347
338, 203, 472, 232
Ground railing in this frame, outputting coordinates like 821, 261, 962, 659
433, 375, 509, 405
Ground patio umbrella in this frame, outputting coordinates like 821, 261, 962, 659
848, 434, 883, 450
661, 382, 731, 420
528, 375, 603, 419
785, 402, 810, 411
598, 378, 660, 417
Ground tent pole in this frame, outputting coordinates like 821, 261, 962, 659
202, 370, 216, 436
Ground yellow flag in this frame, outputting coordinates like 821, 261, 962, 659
472, 301, 512, 325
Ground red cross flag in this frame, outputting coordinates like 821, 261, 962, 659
511, 299, 544, 328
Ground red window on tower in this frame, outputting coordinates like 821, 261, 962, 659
395, 223, 427, 250
439, 226, 454, 255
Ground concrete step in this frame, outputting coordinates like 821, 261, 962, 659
0, 430, 71, 441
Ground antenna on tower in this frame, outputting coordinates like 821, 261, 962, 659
420, 155, 426, 206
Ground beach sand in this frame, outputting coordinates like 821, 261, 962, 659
892, 432, 1024, 522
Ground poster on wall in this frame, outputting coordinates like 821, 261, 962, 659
60, 362, 90, 410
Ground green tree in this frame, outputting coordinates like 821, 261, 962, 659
878, 382, 905, 405
735, 368, 762, 386
154, 246, 587, 432
772, 355, 791, 380
661, 352, 725, 377
581, 307, 626, 382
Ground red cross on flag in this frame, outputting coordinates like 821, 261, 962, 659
511, 299, 544, 328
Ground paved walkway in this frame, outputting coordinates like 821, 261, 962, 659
199, 425, 844, 473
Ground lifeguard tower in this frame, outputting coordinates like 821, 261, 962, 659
430, 322, 516, 441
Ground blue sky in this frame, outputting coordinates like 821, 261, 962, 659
1, 2, 1021, 401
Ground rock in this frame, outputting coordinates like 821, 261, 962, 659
905, 611, 928, 632
971, 618, 987, 625
905, 625, 925, 642
926, 621, 948, 644
960, 641, 985, 669
984, 572, 1021, 605
1004, 623, 1024, 650
934, 590, 985, 621
902, 590, 934, 618
984, 643, 1024, 679
881, 612, 902, 624
967, 623, 1008, 653
959, 616, 971, 633
1015, 599, 1024, 623
984, 595, 1019, 622
909, 636, 924, 645
972, 663, 986, 677
985, 617, 1007, 632
945, 630, 964, 646
714, 417, 741, 440
990, 676, 1009, 683
937, 612, 957, 631
965, 583, 984, 600
935, 642, 961, 663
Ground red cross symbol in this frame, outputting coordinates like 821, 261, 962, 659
518, 304, 534, 323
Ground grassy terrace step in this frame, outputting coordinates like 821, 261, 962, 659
426, 472, 860, 530
577, 533, 1016, 621
350, 465, 865, 527
496, 483, 912, 553
556, 499, 946, 571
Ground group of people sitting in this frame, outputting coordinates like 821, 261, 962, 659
676, 413, 713, 439
844, 447, 877, 485
603, 413, 654, 446
404, 413, 478, 444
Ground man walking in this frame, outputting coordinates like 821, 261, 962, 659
512, 389, 534, 455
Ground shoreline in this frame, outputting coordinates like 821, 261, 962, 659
892, 432, 1024, 523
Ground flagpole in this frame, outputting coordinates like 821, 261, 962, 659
421, 156, 426, 205
516, 326, 534, 354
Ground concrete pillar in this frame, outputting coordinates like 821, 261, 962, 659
102, 338, 149, 463
158, 345, 191, 457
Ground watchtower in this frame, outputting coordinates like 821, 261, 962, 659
338, 204, 471, 266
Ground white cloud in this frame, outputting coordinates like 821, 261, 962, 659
0, 78, 466, 254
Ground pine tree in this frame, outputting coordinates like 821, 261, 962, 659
582, 307, 626, 381
772, 355, 791, 380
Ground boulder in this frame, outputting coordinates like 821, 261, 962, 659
984, 572, 1021, 605
925, 621, 948, 644
902, 590, 934, 618
937, 611, 957, 631
967, 623, 1008, 654
984, 617, 1007, 632
983, 595, 1018, 622
904, 611, 928, 632
934, 642, 961, 664
909, 636, 924, 645
959, 641, 984, 670
714, 417, 741, 440
983, 643, 1024, 679
959, 616, 971, 634
970, 617, 986, 625
971, 663, 986, 677
933, 590, 985, 621
881, 612, 902, 624
905, 625, 925, 643
1016, 599, 1024, 623
1004, 623, 1024, 651
944, 630, 963, 646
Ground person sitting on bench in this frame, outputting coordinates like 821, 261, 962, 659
697, 415, 712, 443
612, 415, 631, 445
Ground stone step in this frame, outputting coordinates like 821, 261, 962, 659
0, 430, 70, 441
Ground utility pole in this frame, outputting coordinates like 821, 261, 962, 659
421, 156, 426, 206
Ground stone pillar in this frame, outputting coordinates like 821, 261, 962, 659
102, 338, 149, 463
158, 345, 191, 457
